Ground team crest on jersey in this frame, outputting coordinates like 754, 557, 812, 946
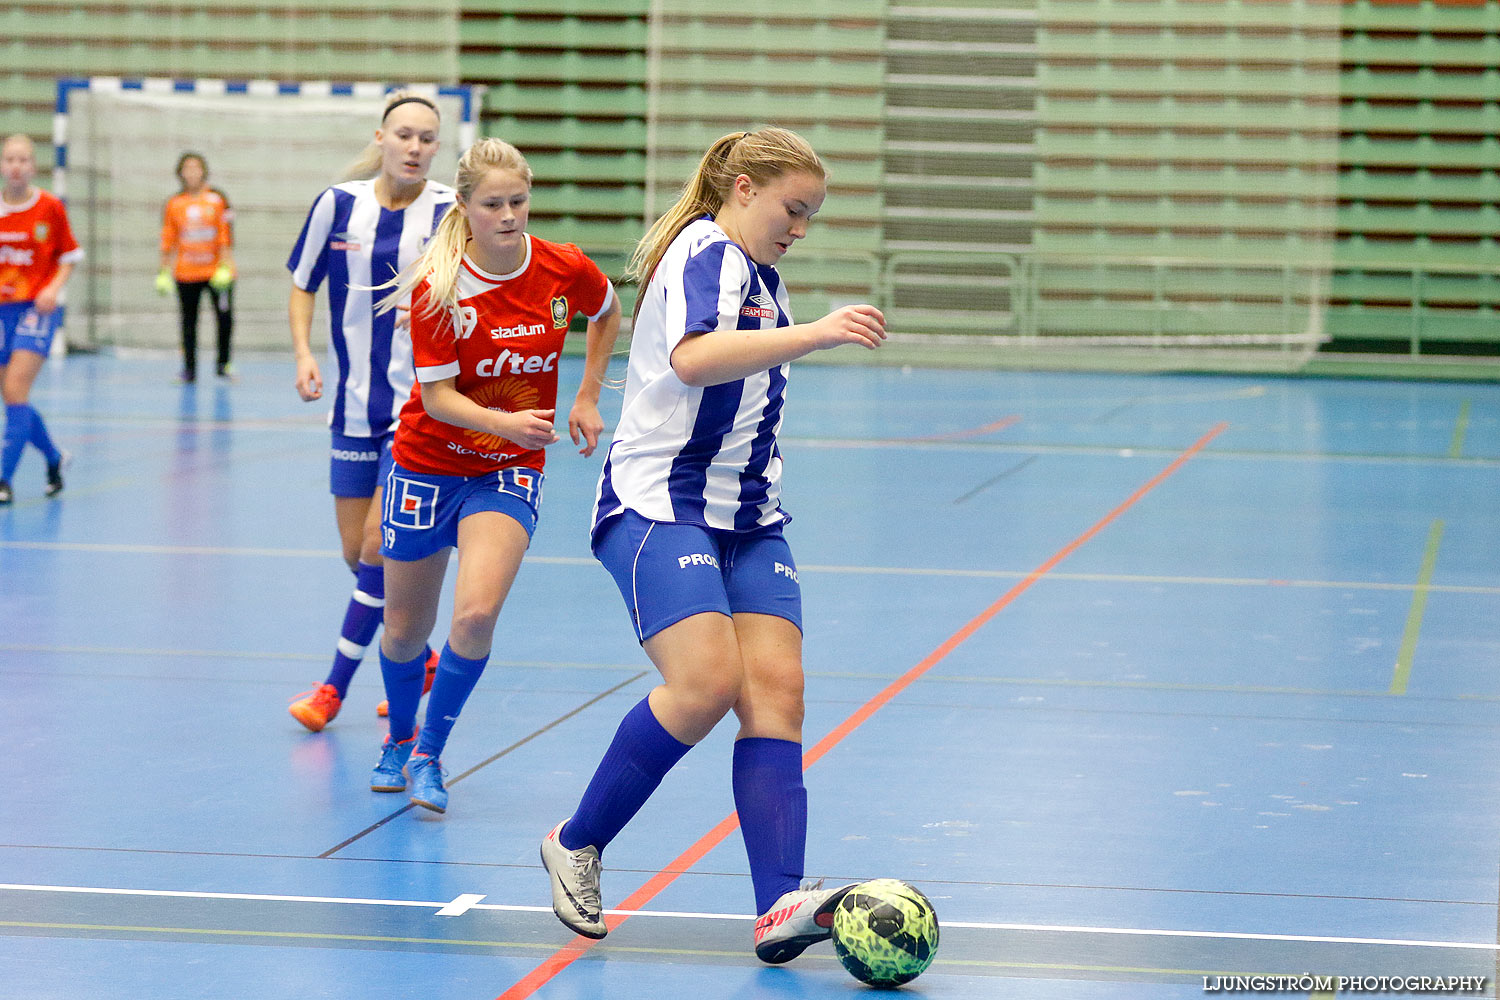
550, 296, 569, 328
32, 222, 48, 241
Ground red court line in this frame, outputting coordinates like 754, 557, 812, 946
497, 421, 1229, 1000
914, 414, 1021, 441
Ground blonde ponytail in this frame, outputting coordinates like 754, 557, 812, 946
626, 126, 825, 320
377, 137, 534, 331
336, 90, 441, 182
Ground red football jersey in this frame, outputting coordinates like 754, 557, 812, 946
393, 234, 613, 478
0, 189, 81, 305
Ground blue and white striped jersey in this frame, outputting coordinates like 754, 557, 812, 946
593, 216, 793, 538
287, 178, 456, 438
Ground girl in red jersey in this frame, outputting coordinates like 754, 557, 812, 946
158, 152, 235, 383
367, 137, 621, 812
0, 134, 82, 506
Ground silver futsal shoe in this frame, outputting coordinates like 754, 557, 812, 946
540, 819, 607, 939
753, 879, 857, 964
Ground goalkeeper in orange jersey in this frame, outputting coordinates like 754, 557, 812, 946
159, 152, 235, 383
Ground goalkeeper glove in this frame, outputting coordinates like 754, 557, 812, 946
154, 269, 173, 296
209, 264, 234, 291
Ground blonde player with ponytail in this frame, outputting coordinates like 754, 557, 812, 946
538, 127, 885, 960
367, 137, 621, 814
285, 91, 453, 732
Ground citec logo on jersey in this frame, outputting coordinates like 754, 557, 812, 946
677, 553, 721, 570
0, 246, 35, 267
475, 349, 559, 377
330, 231, 362, 252
490, 322, 545, 340
550, 295, 569, 328
0, 232, 25, 242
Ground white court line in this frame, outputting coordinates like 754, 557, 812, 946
1, 882, 1495, 950
435, 893, 488, 917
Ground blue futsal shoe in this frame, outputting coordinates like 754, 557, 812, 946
407, 752, 448, 813
370, 731, 418, 792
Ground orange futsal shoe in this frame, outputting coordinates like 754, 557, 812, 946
376, 648, 439, 718
289, 683, 342, 732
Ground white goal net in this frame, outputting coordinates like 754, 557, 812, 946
56, 78, 476, 353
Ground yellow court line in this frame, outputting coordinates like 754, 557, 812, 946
1449, 399, 1471, 459
1390, 519, 1444, 696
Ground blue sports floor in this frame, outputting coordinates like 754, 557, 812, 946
2, 353, 1498, 999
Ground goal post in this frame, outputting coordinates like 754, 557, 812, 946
54, 77, 479, 354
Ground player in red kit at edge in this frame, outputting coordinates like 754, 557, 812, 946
367, 137, 621, 813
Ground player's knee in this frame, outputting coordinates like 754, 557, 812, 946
687, 664, 744, 721
447, 603, 501, 651
747, 676, 805, 732
379, 629, 426, 663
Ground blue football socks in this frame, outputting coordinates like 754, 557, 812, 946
26, 405, 59, 466
2, 403, 32, 481
733, 737, 808, 914
416, 643, 489, 759
379, 646, 430, 744
561, 696, 692, 853
326, 561, 384, 697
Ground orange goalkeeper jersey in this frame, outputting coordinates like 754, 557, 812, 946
160, 188, 232, 283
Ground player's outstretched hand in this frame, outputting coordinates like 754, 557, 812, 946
394, 302, 411, 332
504, 408, 561, 450
568, 401, 605, 457
809, 304, 886, 352
295, 355, 323, 401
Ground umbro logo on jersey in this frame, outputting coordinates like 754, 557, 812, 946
742, 293, 775, 319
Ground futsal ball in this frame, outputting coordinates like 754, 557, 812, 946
830, 878, 940, 988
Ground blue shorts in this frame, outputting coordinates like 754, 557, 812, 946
0, 303, 63, 365
381, 462, 543, 562
329, 432, 394, 499
594, 509, 802, 643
